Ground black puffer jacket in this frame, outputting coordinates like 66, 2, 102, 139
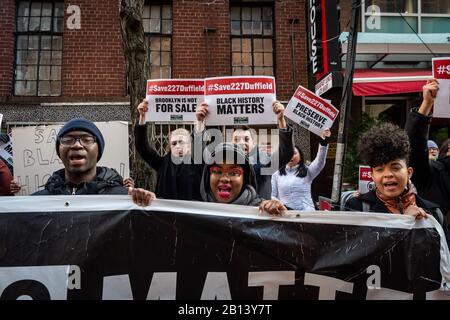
248, 127, 294, 200
32, 167, 128, 195
405, 109, 450, 217
345, 190, 449, 247
134, 124, 203, 201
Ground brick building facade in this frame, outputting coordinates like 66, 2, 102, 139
1, 0, 332, 198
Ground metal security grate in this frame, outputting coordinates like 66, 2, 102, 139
148, 122, 194, 156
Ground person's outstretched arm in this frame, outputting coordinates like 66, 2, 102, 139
134, 99, 164, 171
405, 79, 439, 187
270, 101, 294, 170
308, 129, 330, 180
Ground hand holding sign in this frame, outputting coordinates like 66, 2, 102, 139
272, 100, 286, 129
196, 101, 209, 122
137, 99, 149, 125
321, 128, 331, 139
418, 79, 439, 116
423, 79, 439, 103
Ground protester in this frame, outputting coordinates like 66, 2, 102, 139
200, 142, 287, 215
32, 118, 155, 206
0, 158, 13, 196
135, 99, 204, 201
195, 100, 294, 199
427, 140, 439, 161
271, 129, 331, 210
405, 79, 450, 224
345, 123, 449, 244
438, 138, 450, 159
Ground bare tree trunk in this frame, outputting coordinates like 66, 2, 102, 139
119, 0, 155, 190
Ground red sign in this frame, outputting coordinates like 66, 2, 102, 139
147, 80, 205, 95
433, 58, 450, 80
204, 77, 275, 95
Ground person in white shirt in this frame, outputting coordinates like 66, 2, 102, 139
271, 129, 331, 211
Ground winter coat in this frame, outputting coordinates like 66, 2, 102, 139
345, 190, 449, 247
405, 109, 450, 217
135, 124, 203, 201
32, 167, 128, 195
248, 127, 294, 200
0, 159, 13, 196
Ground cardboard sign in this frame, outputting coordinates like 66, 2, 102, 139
12, 122, 130, 195
284, 85, 339, 137
145, 79, 204, 123
432, 57, 450, 118
358, 165, 374, 194
204, 76, 276, 126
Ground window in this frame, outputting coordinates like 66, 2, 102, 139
230, 5, 274, 76
363, 0, 450, 33
144, 4, 172, 79
15, 1, 64, 96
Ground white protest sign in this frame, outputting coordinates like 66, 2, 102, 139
12, 121, 130, 195
204, 76, 276, 126
145, 79, 204, 122
432, 57, 450, 118
284, 85, 339, 136
358, 165, 374, 194
0, 133, 13, 168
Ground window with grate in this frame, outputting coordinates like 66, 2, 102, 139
230, 5, 274, 76
144, 3, 172, 79
14, 1, 64, 96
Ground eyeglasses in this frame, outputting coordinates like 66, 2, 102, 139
60, 135, 96, 147
209, 166, 244, 178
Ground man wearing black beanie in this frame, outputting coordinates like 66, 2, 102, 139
32, 118, 155, 206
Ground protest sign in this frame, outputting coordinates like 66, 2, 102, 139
146, 79, 204, 122
12, 121, 130, 195
432, 57, 450, 118
358, 165, 374, 194
0, 133, 13, 168
284, 85, 339, 137
0, 196, 449, 300
204, 76, 276, 126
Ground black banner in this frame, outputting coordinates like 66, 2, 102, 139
0, 196, 449, 300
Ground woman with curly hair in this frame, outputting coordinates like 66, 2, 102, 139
345, 123, 448, 237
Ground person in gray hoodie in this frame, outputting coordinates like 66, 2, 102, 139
200, 142, 287, 215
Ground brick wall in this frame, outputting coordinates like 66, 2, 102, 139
172, 0, 230, 78
1, 0, 310, 103
63, 0, 125, 98
274, 0, 308, 101
0, 0, 15, 98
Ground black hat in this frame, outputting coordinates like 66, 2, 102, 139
56, 118, 105, 161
